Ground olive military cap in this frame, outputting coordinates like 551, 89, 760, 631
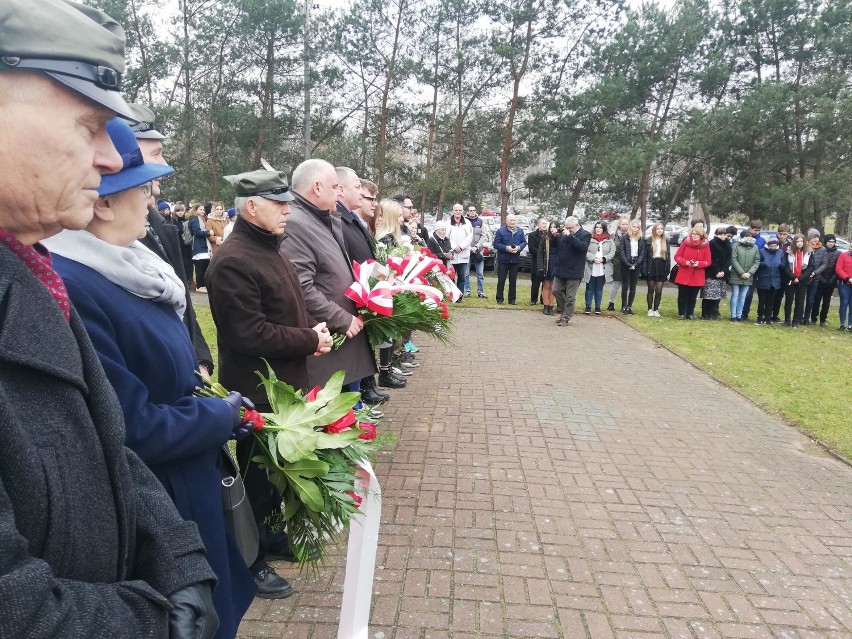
0, 0, 135, 120
129, 103, 167, 140
224, 170, 295, 202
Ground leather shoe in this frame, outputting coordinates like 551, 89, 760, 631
254, 565, 294, 599
361, 387, 387, 405
378, 370, 406, 388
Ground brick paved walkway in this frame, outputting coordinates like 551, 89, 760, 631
238, 308, 852, 639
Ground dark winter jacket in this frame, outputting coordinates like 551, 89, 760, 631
755, 246, 785, 290
813, 246, 840, 286
142, 207, 214, 371
494, 226, 527, 264
55, 255, 255, 639
188, 214, 212, 257
338, 202, 376, 266
527, 228, 545, 261
536, 233, 558, 275
0, 244, 216, 639
782, 250, 816, 285
611, 230, 625, 280
207, 215, 321, 400
553, 228, 592, 279
707, 236, 732, 282
427, 233, 452, 265
641, 236, 671, 279
619, 234, 647, 271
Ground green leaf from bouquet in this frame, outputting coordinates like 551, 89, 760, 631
314, 429, 361, 449
276, 427, 321, 463
282, 459, 329, 512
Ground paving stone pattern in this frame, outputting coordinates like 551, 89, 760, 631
239, 309, 852, 639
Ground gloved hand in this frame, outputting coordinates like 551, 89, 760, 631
223, 391, 255, 440
167, 582, 219, 639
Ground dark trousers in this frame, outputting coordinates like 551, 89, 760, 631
741, 285, 755, 318
810, 284, 835, 323
756, 287, 778, 321
181, 251, 194, 285
621, 268, 639, 309
236, 429, 281, 573
803, 279, 821, 321
529, 254, 541, 303
194, 258, 210, 288
677, 285, 700, 317
496, 262, 520, 303
701, 298, 720, 318
784, 282, 808, 324
772, 284, 788, 320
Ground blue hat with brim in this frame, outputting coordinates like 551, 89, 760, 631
98, 118, 173, 197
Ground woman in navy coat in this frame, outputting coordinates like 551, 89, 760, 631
44, 119, 255, 639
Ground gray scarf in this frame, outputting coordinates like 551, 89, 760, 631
43, 230, 186, 318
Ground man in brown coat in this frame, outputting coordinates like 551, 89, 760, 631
282, 159, 378, 391
206, 169, 333, 599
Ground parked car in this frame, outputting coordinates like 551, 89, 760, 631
644, 222, 684, 239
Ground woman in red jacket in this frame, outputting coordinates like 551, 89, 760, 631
673, 225, 712, 319
835, 245, 852, 331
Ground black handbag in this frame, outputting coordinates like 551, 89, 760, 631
220, 445, 259, 566
668, 264, 679, 284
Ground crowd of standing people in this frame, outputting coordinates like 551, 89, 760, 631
509, 215, 852, 331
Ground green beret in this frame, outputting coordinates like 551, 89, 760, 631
129, 103, 167, 140
0, 0, 134, 120
224, 170, 295, 202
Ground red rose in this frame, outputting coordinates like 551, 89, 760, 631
243, 409, 265, 431
438, 301, 450, 320
305, 386, 321, 402
358, 422, 377, 440
324, 409, 356, 434
346, 491, 363, 508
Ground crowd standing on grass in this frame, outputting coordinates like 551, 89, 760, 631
526, 214, 852, 331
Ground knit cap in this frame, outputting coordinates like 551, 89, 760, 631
807, 229, 820, 239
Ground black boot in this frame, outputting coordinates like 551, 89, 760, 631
607, 302, 615, 311
378, 369, 406, 388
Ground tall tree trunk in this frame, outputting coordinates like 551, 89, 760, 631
129, 0, 154, 104
376, 0, 407, 195
252, 33, 276, 168
499, 15, 533, 223
180, 0, 193, 200
420, 27, 441, 213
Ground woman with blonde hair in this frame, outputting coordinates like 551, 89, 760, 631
374, 198, 403, 248
206, 200, 227, 253
644, 222, 670, 317
618, 217, 647, 314
186, 200, 214, 292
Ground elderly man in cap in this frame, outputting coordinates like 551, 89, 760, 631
0, 1, 219, 638
130, 102, 216, 377
206, 169, 333, 598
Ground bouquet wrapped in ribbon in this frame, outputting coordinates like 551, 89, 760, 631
336, 247, 461, 348
196, 365, 383, 566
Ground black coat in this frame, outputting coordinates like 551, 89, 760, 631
142, 208, 214, 371
0, 245, 216, 638
527, 228, 545, 259
553, 228, 592, 279
427, 234, 452, 265
206, 216, 320, 401
707, 236, 733, 282
619, 234, 647, 270
782, 251, 817, 285
338, 202, 376, 266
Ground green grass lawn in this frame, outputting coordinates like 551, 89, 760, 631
619, 294, 852, 460
195, 284, 852, 460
